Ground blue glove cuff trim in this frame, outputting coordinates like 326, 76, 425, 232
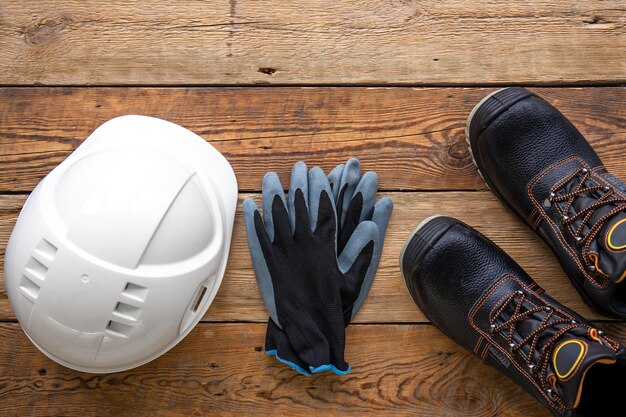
265, 349, 311, 376
265, 350, 351, 376
309, 363, 351, 376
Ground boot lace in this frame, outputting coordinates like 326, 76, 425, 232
548, 167, 626, 273
489, 290, 581, 402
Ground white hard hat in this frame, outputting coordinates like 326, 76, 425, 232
4, 115, 237, 373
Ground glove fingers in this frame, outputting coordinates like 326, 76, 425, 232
370, 196, 394, 244
243, 198, 280, 327
337, 191, 362, 255
327, 163, 345, 200
348, 199, 393, 320
352, 171, 379, 222
338, 221, 379, 275
271, 193, 293, 245
314, 185, 337, 243
336, 171, 379, 254
293, 188, 311, 236
308, 167, 336, 234
337, 158, 361, 225
288, 161, 308, 234
338, 221, 378, 318
262, 172, 286, 242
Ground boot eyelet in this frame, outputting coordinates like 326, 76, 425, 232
588, 265, 596, 274
581, 168, 589, 174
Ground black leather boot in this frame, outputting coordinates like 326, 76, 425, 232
467, 87, 626, 318
400, 215, 626, 417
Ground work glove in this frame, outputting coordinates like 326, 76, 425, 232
263, 159, 393, 375
327, 158, 393, 320
244, 159, 393, 375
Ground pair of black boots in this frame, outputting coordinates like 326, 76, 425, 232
401, 88, 626, 417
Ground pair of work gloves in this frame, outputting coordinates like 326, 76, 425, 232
243, 158, 393, 375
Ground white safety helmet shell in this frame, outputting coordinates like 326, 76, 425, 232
4, 115, 237, 373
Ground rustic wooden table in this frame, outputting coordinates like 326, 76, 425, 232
0, 1, 624, 416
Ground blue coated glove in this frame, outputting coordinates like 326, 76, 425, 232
244, 159, 393, 376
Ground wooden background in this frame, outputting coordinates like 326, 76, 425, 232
0, 1, 624, 416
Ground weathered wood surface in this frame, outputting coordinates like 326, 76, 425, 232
0, 1, 624, 85
0, 87, 624, 193
13, 321, 623, 417
0, 191, 616, 323
3, 322, 626, 416
0, 84, 624, 416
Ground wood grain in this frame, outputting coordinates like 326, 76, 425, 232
4, 322, 626, 416
0, 87, 624, 192
0, 321, 585, 417
0, 1, 624, 85
0, 3, 624, 416
0, 192, 616, 323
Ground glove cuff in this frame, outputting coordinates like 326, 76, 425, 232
265, 319, 312, 376
276, 303, 350, 375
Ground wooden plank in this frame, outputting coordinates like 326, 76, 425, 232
0, 191, 617, 323
2, 322, 625, 416
9, 321, 615, 417
0, 87, 623, 192
0, 1, 624, 85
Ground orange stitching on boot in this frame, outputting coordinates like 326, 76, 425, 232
527, 157, 610, 288
468, 275, 574, 412
550, 167, 626, 275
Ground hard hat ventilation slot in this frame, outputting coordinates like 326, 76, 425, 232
19, 275, 41, 301
34, 239, 57, 261
19, 254, 49, 302
122, 282, 149, 302
113, 302, 141, 321
192, 286, 208, 313
178, 284, 212, 334
105, 320, 133, 338
24, 257, 48, 281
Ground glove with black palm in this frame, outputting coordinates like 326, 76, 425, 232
328, 158, 393, 321
244, 160, 392, 375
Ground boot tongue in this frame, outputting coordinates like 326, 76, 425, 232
562, 176, 626, 283
551, 334, 617, 408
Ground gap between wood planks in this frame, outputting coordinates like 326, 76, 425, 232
0, 87, 624, 193
2, 191, 626, 323
1, 1, 624, 85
